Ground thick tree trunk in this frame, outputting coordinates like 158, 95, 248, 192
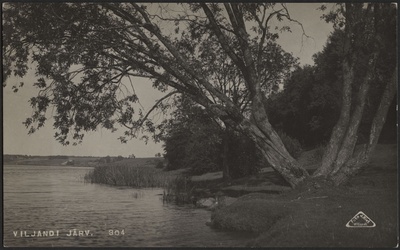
330, 59, 374, 175
330, 67, 397, 186
329, 156, 367, 186
313, 3, 382, 180
203, 3, 310, 188
314, 3, 374, 180
313, 59, 353, 177
313, 4, 355, 178
330, 149, 368, 186
210, 100, 309, 188
366, 68, 397, 155
239, 109, 309, 188
253, 127, 309, 188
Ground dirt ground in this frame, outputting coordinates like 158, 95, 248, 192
210, 144, 398, 247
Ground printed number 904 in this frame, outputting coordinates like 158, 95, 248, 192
108, 229, 125, 236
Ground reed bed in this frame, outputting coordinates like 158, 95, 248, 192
163, 175, 196, 204
84, 163, 197, 204
84, 164, 175, 188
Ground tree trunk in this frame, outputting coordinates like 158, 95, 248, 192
313, 3, 382, 180
366, 68, 397, 155
208, 101, 309, 188
313, 3, 356, 178
222, 126, 231, 181
330, 67, 397, 186
330, 57, 375, 175
254, 128, 309, 188
239, 111, 309, 188
204, 3, 310, 188
313, 59, 353, 177
330, 148, 368, 186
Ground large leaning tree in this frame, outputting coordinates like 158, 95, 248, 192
3, 3, 396, 188
157, 17, 297, 180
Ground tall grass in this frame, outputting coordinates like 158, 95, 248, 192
84, 165, 174, 188
163, 175, 196, 204
84, 164, 197, 204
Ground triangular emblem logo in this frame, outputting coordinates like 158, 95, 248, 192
346, 211, 376, 228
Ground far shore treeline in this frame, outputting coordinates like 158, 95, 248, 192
3, 154, 161, 167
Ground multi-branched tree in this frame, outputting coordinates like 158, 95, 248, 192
312, 3, 397, 185
3, 3, 396, 187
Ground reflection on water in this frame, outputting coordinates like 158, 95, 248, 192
3, 165, 253, 247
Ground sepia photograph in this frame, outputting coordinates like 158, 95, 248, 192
2, 2, 398, 247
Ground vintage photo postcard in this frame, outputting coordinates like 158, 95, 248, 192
3, 2, 398, 248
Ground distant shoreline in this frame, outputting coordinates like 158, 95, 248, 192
3, 155, 159, 167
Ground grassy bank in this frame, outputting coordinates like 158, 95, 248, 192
212, 181, 397, 247
209, 144, 397, 247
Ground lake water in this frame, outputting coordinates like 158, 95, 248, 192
3, 165, 254, 247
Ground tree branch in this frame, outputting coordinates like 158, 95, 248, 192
137, 90, 179, 128
201, 3, 246, 73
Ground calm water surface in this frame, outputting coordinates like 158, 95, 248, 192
3, 165, 253, 247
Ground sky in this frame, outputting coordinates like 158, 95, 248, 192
2, 3, 334, 157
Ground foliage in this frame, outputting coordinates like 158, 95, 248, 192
319, 3, 397, 125
162, 96, 222, 174
267, 30, 344, 148
268, 5, 396, 150
225, 131, 263, 178
162, 96, 262, 178
162, 126, 191, 171
3, 3, 298, 146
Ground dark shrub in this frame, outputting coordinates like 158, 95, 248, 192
226, 132, 262, 178
276, 130, 303, 159
163, 106, 222, 174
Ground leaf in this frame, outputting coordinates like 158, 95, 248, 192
318, 5, 327, 11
